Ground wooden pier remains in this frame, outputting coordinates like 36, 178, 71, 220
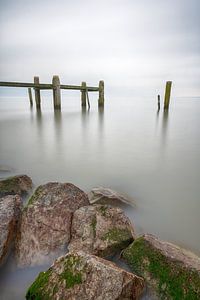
164, 81, 172, 110
0, 76, 104, 110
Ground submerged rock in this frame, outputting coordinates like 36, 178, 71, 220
68, 204, 134, 257
0, 195, 22, 266
26, 251, 144, 300
88, 187, 135, 206
15, 182, 89, 267
0, 175, 32, 197
123, 234, 200, 300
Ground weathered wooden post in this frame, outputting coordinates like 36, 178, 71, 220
52, 75, 61, 110
28, 88, 33, 107
34, 76, 41, 109
81, 82, 87, 107
164, 81, 172, 110
98, 80, 104, 107
157, 94, 160, 111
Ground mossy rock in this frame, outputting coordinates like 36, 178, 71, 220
68, 204, 134, 257
0, 175, 32, 197
123, 234, 200, 300
26, 251, 144, 300
26, 254, 85, 300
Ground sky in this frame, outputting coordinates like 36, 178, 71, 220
0, 0, 200, 97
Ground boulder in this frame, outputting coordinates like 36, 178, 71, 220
15, 182, 89, 267
26, 251, 144, 300
68, 204, 134, 257
123, 234, 200, 300
88, 187, 135, 206
0, 175, 32, 197
0, 195, 22, 266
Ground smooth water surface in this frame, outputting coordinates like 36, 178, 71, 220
0, 94, 199, 299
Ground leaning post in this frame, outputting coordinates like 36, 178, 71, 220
28, 88, 33, 107
164, 81, 172, 110
157, 94, 160, 111
34, 76, 41, 109
98, 80, 104, 107
52, 75, 61, 110
81, 82, 86, 107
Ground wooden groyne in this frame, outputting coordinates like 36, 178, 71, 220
0, 76, 104, 110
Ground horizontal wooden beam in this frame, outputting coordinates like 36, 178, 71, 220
0, 81, 99, 92
0, 81, 52, 89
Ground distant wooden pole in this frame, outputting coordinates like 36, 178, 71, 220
81, 82, 86, 107
164, 81, 172, 110
34, 76, 41, 109
28, 88, 33, 107
98, 80, 104, 107
157, 94, 160, 111
52, 75, 61, 110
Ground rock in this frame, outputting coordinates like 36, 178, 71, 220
68, 204, 134, 257
15, 182, 89, 267
0, 175, 32, 197
123, 234, 200, 300
0, 195, 22, 266
88, 187, 135, 207
26, 251, 144, 300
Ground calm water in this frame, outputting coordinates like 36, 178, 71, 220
0, 94, 200, 299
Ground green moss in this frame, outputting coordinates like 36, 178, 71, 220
0, 176, 19, 195
90, 217, 97, 237
103, 228, 132, 243
98, 205, 108, 217
61, 270, 82, 288
26, 255, 85, 299
123, 237, 200, 300
60, 255, 84, 289
26, 269, 52, 300
27, 186, 43, 206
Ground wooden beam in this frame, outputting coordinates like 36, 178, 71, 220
0, 81, 99, 91
0, 81, 52, 89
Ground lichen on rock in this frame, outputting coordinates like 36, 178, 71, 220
68, 204, 134, 257
15, 182, 89, 267
0, 194, 22, 266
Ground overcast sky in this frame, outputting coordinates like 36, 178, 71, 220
0, 0, 200, 97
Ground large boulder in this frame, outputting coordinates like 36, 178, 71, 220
15, 182, 89, 267
0, 195, 22, 266
0, 175, 32, 197
68, 204, 134, 257
123, 234, 200, 300
88, 187, 135, 206
26, 251, 144, 300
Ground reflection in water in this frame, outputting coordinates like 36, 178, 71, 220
54, 110, 62, 144
162, 110, 169, 147
98, 106, 104, 142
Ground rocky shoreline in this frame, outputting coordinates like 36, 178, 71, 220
0, 175, 200, 299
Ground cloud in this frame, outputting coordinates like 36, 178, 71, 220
0, 0, 200, 96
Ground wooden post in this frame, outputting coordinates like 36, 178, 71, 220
28, 88, 33, 107
98, 80, 104, 107
157, 94, 160, 111
81, 82, 86, 107
52, 75, 61, 110
34, 76, 41, 109
164, 81, 172, 110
